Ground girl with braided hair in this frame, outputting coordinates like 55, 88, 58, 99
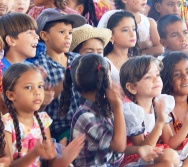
59, 53, 126, 166
64, 0, 98, 26
2, 63, 85, 167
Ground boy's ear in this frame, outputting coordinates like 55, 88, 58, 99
126, 83, 137, 95
76, 4, 84, 14
39, 31, 48, 42
6, 91, 15, 102
110, 36, 114, 44
5, 35, 16, 46
160, 38, 167, 48
154, 3, 161, 13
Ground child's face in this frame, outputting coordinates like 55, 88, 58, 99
172, 59, 188, 96
160, 21, 188, 51
65, 0, 83, 14
11, 0, 30, 14
8, 69, 44, 113
79, 38, 104, 56
125, 0, 147, 13
111, 17, 137, 49
12, 30, 39, 58
0, 0, 14, 16
132, 62, 163, 98
155, 0, 181, 17
41, 22, 73, 54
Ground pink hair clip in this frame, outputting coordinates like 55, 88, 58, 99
97, 65, 101, 71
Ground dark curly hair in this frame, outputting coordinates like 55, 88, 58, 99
3, 63, 47, 159
59, 53, 112, 117
161, 51, 188, 95
120, 55, 163, 102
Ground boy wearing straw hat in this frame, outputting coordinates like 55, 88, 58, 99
70, 24, 112, 56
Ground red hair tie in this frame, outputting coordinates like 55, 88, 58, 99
97, 65, 101, 71
68, 66, 72, 70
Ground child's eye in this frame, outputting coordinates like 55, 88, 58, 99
60, 31, 64, 34
38, 85, 44, 89
173, 73, 181, 77
167, 3, 173, 7
177, 2, 182, 7
25, 86, 32, 90
69, 31, 72, 35
144, 76, 151, 79
184, 31, 188, 35
122, 29, 128, 32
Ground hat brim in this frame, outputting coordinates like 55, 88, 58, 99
70, 27, 112, 52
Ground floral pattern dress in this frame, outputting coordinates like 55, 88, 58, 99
3, 112, 52, 167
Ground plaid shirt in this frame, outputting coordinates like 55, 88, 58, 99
32, 51, 80, 139
71, 97, 123, 167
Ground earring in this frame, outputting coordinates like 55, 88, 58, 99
111, 41, 114, 45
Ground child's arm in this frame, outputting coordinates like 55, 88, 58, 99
6, 128, 56, 167
142, 18, 164, 57
49, 135, 85, 167
124, 145, 163, 161
131, 98, 166, 146
107, 82, 126, 152
161, 115, 188, 149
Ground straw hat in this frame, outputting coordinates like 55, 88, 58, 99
70, 24, 112, 52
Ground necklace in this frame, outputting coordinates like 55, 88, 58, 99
111, 53, 126, 68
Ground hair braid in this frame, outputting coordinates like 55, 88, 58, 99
4, 97, 22, 158
0, 113, 5, 158
84, 0, 98, 26
34, 111, 46, 141
95, 67, 111, 117
59, 68, 73, 116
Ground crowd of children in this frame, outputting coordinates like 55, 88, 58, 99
0, 0, 188, 166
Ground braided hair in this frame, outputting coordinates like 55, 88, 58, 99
2, 63, 47, 158
75, 0, 98, 26
161, 51, 188, 95
0, 113, 5, 158
59, 53, 112, 117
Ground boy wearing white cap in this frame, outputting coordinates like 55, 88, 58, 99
32, 8, 86, 141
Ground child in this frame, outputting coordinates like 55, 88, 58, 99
28, 0, 80, 20
161, 51, 188, 166
157, 14, 188, 55
64, 0, 98, 26
32, 8, 86, 141
0, 12, 39, 74
70, 24, 112, 56
148, 0, 182, 21
11, 0, 30, 13
0, 0, 14, 16
104, 11, 140, 73
114, 0, 163, 57
59, 53, 163, 166
119, 55, 180, 166
2, 63, 85, 167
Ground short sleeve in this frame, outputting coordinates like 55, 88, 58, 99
3, 113, 14, 134
123, 97, 145, 136
38, 112, 52, 129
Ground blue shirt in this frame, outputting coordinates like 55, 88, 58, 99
2, 57, 30, 74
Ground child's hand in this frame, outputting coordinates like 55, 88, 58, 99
138, 145, 163, 162
139, 40, 153, 50
61, 134, 85, 163
0, 155, 11, 167
153, 98, 166, 124
106, 82, 122, 110
34, 140, 56, 160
